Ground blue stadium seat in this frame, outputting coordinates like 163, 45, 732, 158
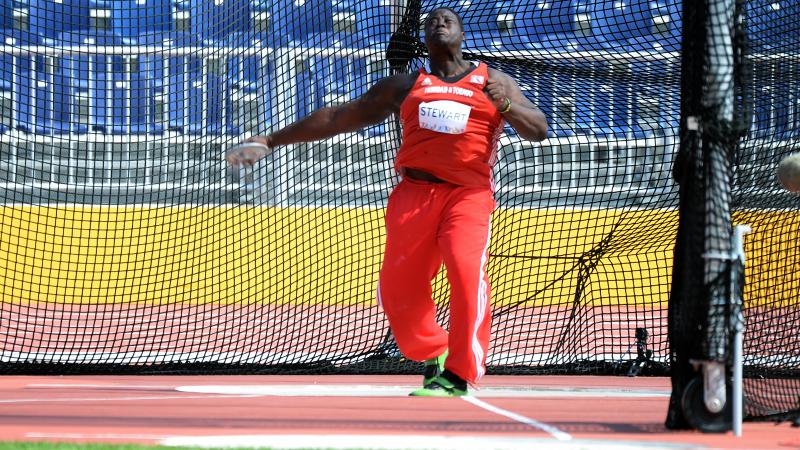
630, 61, 675, 138
353, 0, 391, 42
591, 0, 647, 42
464, 31, 532, 52
517, 0, 587, 42
269, 0, 377, 43
250, 0, 290, 45
110, 0, 172, 39
420, 0, 459, 15
190, 0, 249, 42
591, 0, 680, 47
225, 32, 265, 94
30, 0, 91, 39
746, 1, 800, 138
522, 34, 617, 138
0, 2, 12, 30
224, 32, 278, 135
298, 0, 335, 38
0, 29, 38, 133
297, 32, 352, 113
3, 32, 75, 135
461, 0, 500, 34
750, 61, 774, 139
748, 0, 800, 51
57, 31, 135, 134
138, 31, 206, 134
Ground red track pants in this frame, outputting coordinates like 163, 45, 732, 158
377, 178, 494, 384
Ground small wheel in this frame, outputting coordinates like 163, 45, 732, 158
681, 376, 732, 433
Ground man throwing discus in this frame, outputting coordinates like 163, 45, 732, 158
227, 6, 547, 396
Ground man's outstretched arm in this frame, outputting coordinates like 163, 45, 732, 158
227, 74, 413, 167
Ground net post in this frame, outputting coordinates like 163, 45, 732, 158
699, 0, 736, 431
730, 224, 751, 437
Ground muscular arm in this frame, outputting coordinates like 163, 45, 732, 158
268, 75, 410, 147
486, 68, 548, 142
227, 73, 416, 167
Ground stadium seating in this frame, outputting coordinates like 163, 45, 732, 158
592, 0, 650, 42
353, 0, 391, 41
56, 31, 138, 134
523, 34, 620, 138
0, 28, 77, 134
746, 1, 799, 139
0, 2, 12, 31
223, 31, 272, 135
262, 0, 389, 44
190, 0, 250, 42
517, 0, 591, 42
748, 0, 800, 51
592, 0, 680, 52
30, 0, 91, 39
11, 1, 29, 31
0, 29, 38, 133
464, 31, 533, 52
110, 0, 173, 39
0, 0, 689, 141
138, 31, 206, 134
461, 0, 500, 34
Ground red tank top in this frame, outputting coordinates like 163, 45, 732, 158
395, 62, 505, 188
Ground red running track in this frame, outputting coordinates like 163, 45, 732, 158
0, 375, 796, 449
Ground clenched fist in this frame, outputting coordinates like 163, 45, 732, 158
483, 76, 511, 112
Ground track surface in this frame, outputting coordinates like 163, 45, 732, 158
0, 375, 796, 449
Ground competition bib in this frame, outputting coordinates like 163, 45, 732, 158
418, 100, 472, 135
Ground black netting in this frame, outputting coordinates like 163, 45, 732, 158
0, 0, 796, 423
668, 0, 799, 427
736, 0, 800, 423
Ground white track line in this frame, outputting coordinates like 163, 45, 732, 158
0, 394, 262, 404
160, 434, 701, 449
25, 433, 703, 449
174, 384, 668, 398
27, 384, 180, 390
27, 432, 177, 441
462, 396, 572, 441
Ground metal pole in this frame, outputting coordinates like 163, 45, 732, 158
731, 224, 751, 437
701, 0, 736, 418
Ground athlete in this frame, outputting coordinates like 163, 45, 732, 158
227, 6, 547, 396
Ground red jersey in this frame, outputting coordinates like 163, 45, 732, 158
395, 62, 505, 188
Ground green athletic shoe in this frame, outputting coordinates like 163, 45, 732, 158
422, 350, 448, 386
410, 370, 468, 397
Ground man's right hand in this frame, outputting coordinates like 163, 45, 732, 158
225, 135, 273, 167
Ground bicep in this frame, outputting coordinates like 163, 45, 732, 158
331, 77, 402, 129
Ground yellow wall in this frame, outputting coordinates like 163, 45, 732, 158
0, 206, 794, 307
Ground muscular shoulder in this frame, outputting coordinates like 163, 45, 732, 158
362, 72, 420, 113
377, 72, 419, 100
486, 66, 513, 83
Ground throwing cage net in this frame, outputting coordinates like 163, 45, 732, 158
0, 0, 796, 424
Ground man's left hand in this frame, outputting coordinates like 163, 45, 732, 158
483, 76, 510, 109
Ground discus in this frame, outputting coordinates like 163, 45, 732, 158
228, 142, 270, 183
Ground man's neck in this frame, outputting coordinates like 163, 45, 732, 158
427, 49, 469, 78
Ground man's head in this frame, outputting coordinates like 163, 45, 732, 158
423, 7, 465, 51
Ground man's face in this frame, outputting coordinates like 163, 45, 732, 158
423, 8, 464, 48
